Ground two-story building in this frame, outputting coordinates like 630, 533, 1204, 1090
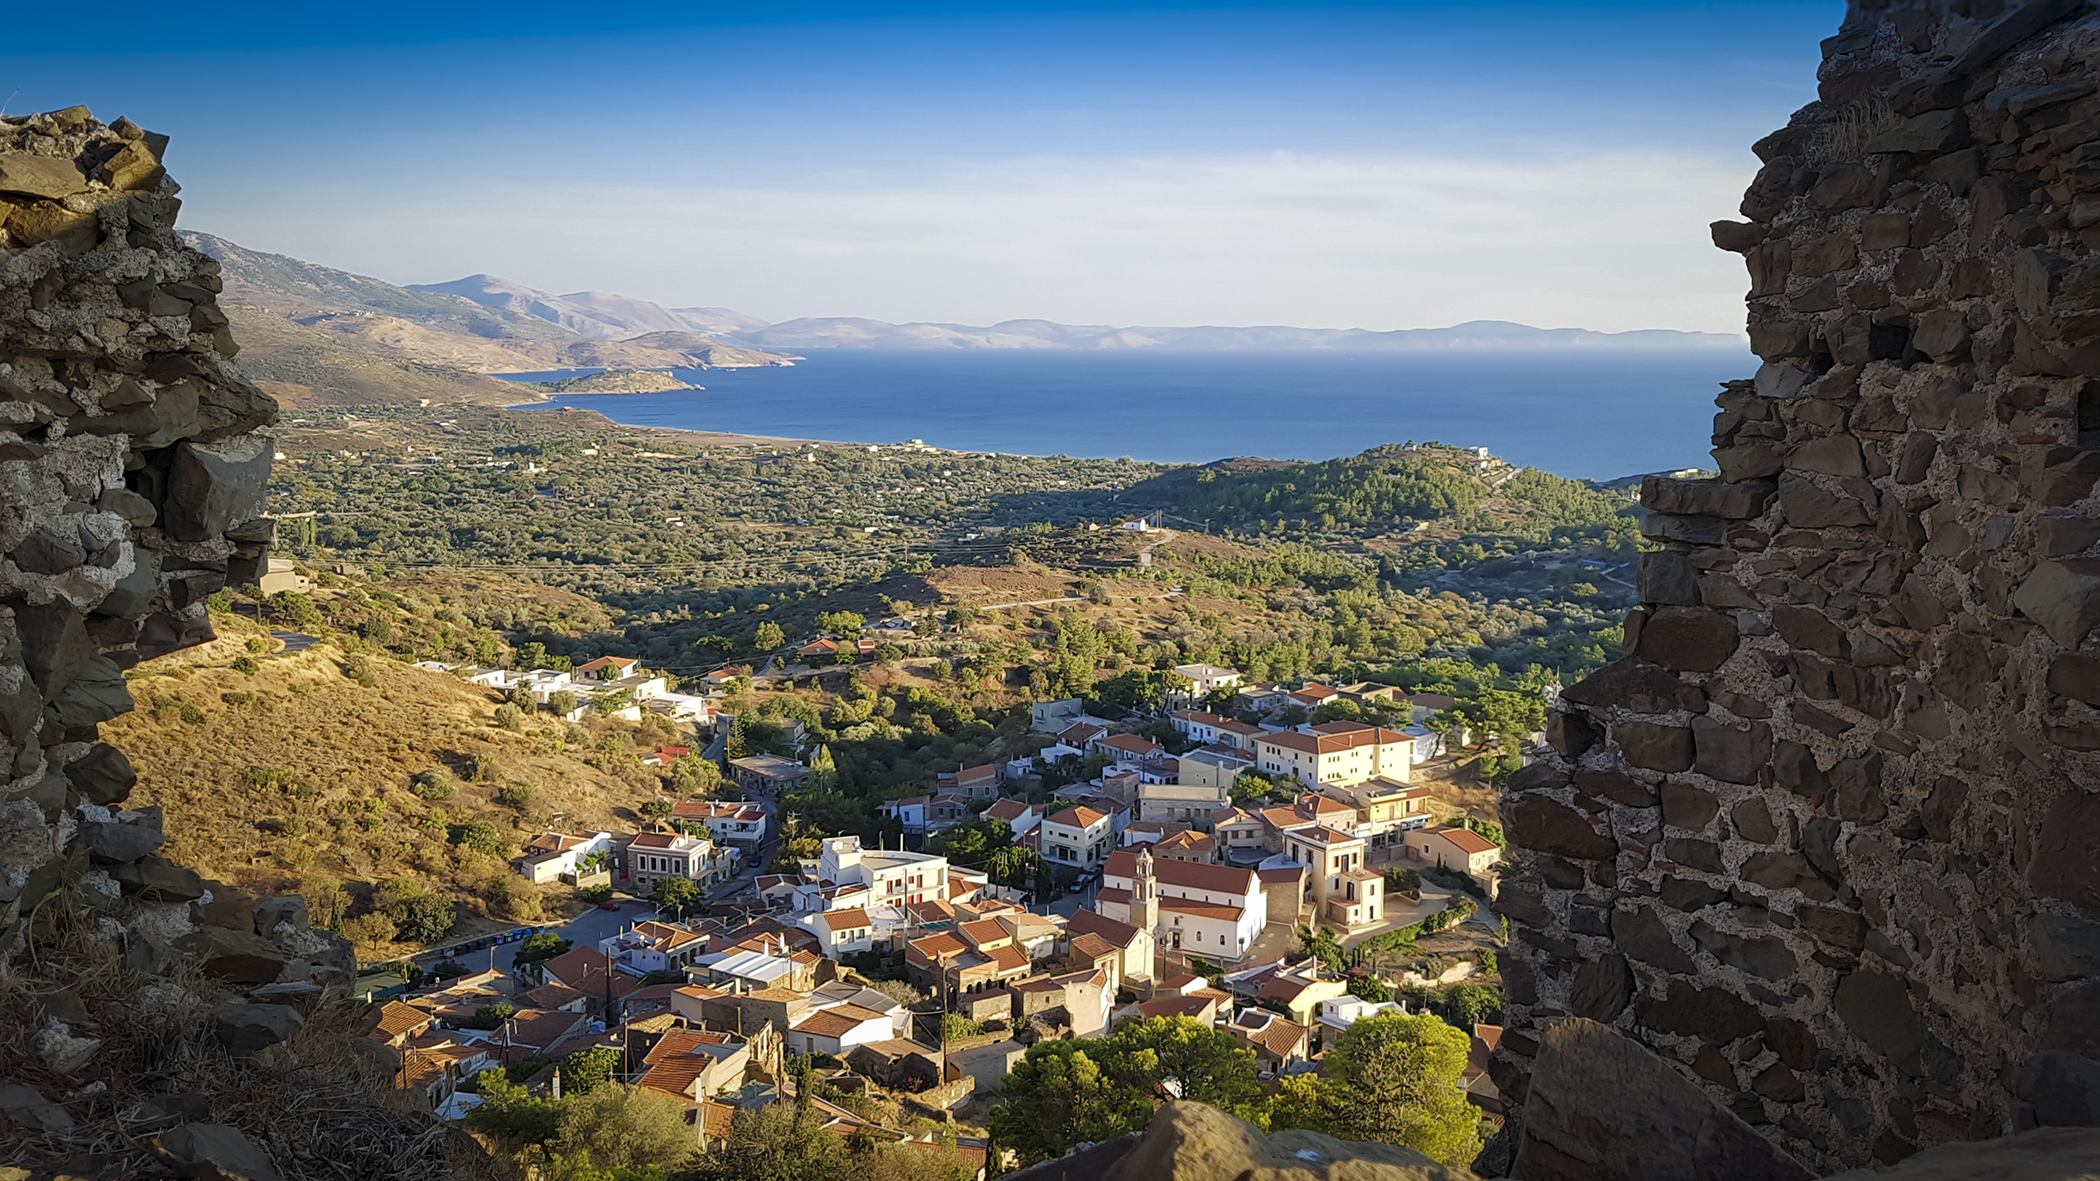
1169, 709, 1228, 746
1313, 777, 1432, 850
800, 907, 876, 959
1171, 664, 1243, 699
1097, 847, 1267, 962
671, 801, 771, 848
1039, 806, 1114, 870
516, 830, 613, 884
1254, 724, 1414, 789
1405, 824, 1502, 889
625, 831, 736, 893
815, 836, 950, 909
980, 798, 1044, 838
1283, 825, 1382, 929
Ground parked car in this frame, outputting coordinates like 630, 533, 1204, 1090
1068, 872, 1095, 894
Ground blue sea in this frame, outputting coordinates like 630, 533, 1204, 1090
502, 348, 1751, 481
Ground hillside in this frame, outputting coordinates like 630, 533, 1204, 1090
408, 273, 769, 340
108, 599, 682, 961
181, 232, 798, 406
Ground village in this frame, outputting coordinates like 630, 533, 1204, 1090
361, 642, 1517, 1174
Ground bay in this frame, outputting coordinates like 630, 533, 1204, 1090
503, 347, 1752, 481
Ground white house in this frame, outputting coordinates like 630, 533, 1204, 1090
1254, 724, 1415, 789
1039, 806, 1115, 870
981, 799, 1044, 838
1172, 664, 1243, 697
1317, 994, 1404, 1045
1097, 847, 1267, 962
801, 907, 875, 959
812, 836, 950, 909
517, 831, 613, 884
674, 800, 771, 847
1169, 709, 1228, 746
786, 1003, 894, 1057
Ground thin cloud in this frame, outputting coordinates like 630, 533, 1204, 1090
211, 147, 1754, 333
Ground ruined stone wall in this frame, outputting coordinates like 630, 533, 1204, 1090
0, 105, 278, 951
1497, 0, 2100, 1172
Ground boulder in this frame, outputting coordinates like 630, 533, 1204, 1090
254, 895, 310, 936
1100, 1101, 1475, 1181
82, 819, 165, 863
0, 1081, 73, 1135
210, 1002, 305, 1057
1513, 1018, 1811, 1181
153, 1123, 283, 1181
176, 926, 288, 985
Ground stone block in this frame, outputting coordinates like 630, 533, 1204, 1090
1659, 782, 1720, 830
1691, 718, 1771, 785
1573, 768, 1658, 808
1639, 550, 1699, 606
1715, 444, 1786, 482
2014, 559, 2100, 647
1834, 969, 1937, 1079
1643, 514, 1726, 545
1642, 476, 1776, 519
1563, 659, 1706, 715
82, 820, 164, 863
1514, 1020, 1810, 1181
1616, 722, 1695, 772
1506, 795, 1616, 862
255, 895, 310, 936
1663, 838, 1723, 874
1788, 435, 1865, 477
175, 926, 286, 985
162, 439, 272, 543
1777, 474, 1874, 529
1544, 710, 1598, 758
1633, 608, 1739, 673
1569, 954, 1634, 1022
63, 743, 136, 806
1911, 309, 1971, 362
1729, 798, 1778, 844
1690, 920, 1798, 980
0, 154, 87, 199
1612, 904, 1694, 973
2029, 912, 2100, 982
1864, 108, 1966, 155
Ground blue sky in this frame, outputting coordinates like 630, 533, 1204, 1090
2, 2, 1841, 331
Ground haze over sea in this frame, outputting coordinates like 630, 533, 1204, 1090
507, 349, 1752, 481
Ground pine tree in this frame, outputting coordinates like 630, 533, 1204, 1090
725, 714, 748, 760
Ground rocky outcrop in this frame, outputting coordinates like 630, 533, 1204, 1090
1498, 0, 2100, 1173
0, 107, 391, 1178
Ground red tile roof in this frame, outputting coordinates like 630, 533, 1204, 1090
1104, 849, 1257, 896
1436, 826, 1501, 855
1046, 805, 1109, 829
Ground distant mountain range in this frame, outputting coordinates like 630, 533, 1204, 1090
179, 229, 1743, 408
726, 316, 1743, 351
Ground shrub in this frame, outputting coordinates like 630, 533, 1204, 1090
547, 690, 579, 717
638, 798, 673, 819
220, 691, 255, 706
494, 703, 523, 731
267, 591, 323, 627
495, 784, 535, 811
246, 636, 269, 654
465, 752, 499, 782
451, 820, 509, 857
578, 885, 613, 905
339, 912, 396, 946
230, 655, 259, 675
153, 696, 206, 725
342, 654, 378, 687
411, 768, 457, 801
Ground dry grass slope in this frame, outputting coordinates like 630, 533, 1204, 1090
108, 613, 685, 958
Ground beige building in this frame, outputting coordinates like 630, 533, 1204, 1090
1283, 825, 1378, 927
1315, 777, 1433, 850
1040, 806, 1114, 870
1405, 825, 1502, 888
1254, 723, 1414, 789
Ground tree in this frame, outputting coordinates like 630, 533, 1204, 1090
987, 1041, 1153, 1165
1323, 1014, 1483, 1167
651, 875, 703, 920
548, 690, 580, 717
639, 798, 674, 819
561, 1045, 622, 1094
515, 931, 572, 983
683, 1104, 854, 1181
1432, 983, 1503, 1031
724, 714, 749, 761
469, 1071, 567, 1153
1103, 1016, 1266, 1117
672, 754, 721, 795
807, 745, 838, 792
815, 610, 865, 637
754, 621, 785, 651
466, 1002, 518, 1029
555, 1084, 696, 1172
1348, 974, 1395, 1003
